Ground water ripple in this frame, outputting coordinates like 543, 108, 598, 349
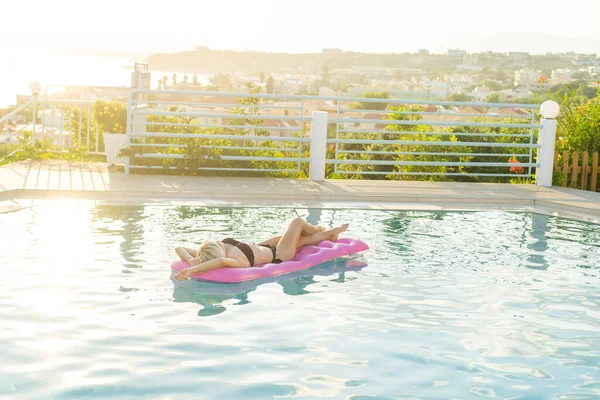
0, 205, 599, 399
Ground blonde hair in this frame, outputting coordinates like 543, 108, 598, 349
198, 241, 226, 263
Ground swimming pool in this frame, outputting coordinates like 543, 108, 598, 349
1, 204, 599, 399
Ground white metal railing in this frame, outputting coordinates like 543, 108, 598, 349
322, 95, 541, 179
0, 96, 37, 161
126, 89, 311, 174
35, 98, 99, 153
124, 89, 556, 184
0, 96, 36, 125
1, 96, 100, 158
3, 88, 558, 186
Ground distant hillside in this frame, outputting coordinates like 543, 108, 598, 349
145, 47, 463, 74
441, 32, 600, 54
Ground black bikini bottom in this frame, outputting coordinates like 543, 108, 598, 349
259, 244, 283, 264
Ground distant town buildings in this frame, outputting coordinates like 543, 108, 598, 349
322, 48, 344, 55
551, 69, 577, 83
469, 86, 492, 102
509, 52, 530, 66
3, 48, 599, 136
572, 53, 600, 66
447, 49, 466, 57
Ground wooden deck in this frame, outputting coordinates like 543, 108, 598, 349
1, 160, 599, 222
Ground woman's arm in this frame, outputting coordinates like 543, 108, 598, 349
175, 246, 198, 262
174, 257, 246, 281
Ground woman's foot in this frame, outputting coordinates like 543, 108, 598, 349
328, 223, 349, 241
297, 223, 349, 247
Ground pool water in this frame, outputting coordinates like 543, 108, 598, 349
1, 204, 599, 399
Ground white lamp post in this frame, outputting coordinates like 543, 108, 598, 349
29, 81, 42, 96
536, 100, 560, 186
540, 100, 559, 119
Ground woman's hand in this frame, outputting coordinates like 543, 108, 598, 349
173, 258, 244, 282
189, 258, 201, 266
174, 268, 194, 281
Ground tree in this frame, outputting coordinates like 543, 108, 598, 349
332, 80, 351, 96
266, 75, 274, 94
93, 100, 127, 135
350, 92, 389, 110
230, 82, 268, 138
480, 80, 503, 91
541, 69, 553, 80
572, 71, 592, 80
492, 70, 509, 82
445, 117, 532, 183
447, 93, 469, 102
208, 73, 233, 91
259, 72, 266, 84
331, 104, 473, 180
384, 105, 472, 180
555, 87, 600, 156
576, 84, 597, 99
485, 93, 501, 103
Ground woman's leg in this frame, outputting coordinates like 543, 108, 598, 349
276, 218, 348, 261
257, 220, 324, 247
297, 224, 349, 247
293, 218, 324, 236
256, 236, 281, 247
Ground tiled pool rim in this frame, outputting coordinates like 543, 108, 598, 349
1, 160, 599, 224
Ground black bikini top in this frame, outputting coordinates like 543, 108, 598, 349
221, 238, 255, 266
221, 238, 279, 266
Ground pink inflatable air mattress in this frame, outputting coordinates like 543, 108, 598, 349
171, 238, 369, 283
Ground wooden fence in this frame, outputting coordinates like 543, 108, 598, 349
553, 151, 599, 191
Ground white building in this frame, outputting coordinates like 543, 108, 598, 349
469, 86, 492, 102
551, 69, 576, 84
514, 69, 542, 89
444, 74, 474, 85
426, 80, 450, 99
498, 88, 532, 102
318, 87, 336, 97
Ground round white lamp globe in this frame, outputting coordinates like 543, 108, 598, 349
540, 100, 560, 119
29, 81, 42, 95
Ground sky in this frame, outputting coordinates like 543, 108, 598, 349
2, 0, 600, 55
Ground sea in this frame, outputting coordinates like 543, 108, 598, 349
0, 51, 211, 108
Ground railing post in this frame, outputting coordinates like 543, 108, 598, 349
124, 90, 133, 174
310, 111, 328, 181
536, 101, 559, 187
29, 83, 41, 145
31, 96, 37, 145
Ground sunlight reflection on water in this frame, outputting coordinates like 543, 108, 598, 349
0, 204, 599, 399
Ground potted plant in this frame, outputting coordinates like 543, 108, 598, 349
103, 132, 127, 165
94, 100, 128, 165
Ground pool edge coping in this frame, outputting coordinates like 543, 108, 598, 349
2, 187, 599, 224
